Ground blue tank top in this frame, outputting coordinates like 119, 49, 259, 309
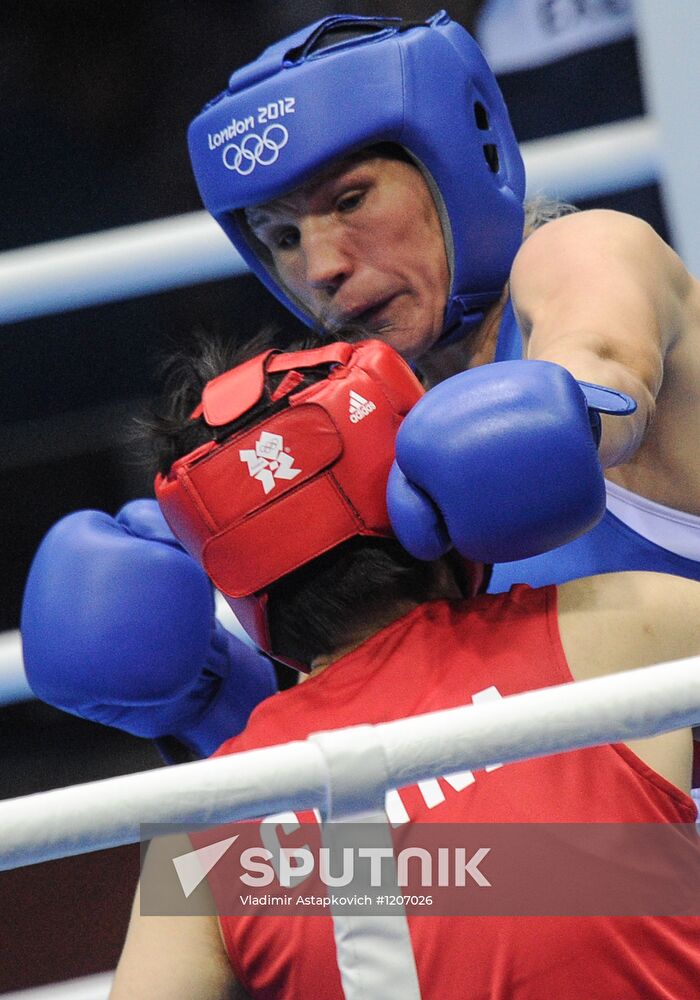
488, 303, 700, 592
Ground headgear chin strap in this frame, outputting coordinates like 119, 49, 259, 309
155, 340, 485, 671
188, 10, 525, 348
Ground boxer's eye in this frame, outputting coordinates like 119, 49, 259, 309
273, 227, 300, 251
336, 190, 365, 213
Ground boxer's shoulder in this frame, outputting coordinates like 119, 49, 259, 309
557, 571, 700, 682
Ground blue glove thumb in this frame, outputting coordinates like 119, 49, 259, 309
386, 463, 450, 561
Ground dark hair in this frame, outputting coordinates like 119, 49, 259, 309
142, 325, 451, 664
269, 536, 450, 664
142, 324, 293, 476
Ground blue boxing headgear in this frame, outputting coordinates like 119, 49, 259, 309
188, 10, 526, 343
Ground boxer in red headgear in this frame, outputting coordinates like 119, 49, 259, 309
155, 335, 486, 671
115, 329, 700, 1000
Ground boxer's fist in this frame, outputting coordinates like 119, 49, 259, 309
21, 499, 276, 757
387, 360, 635, 563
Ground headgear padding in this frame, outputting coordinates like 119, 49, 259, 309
156, 340, 445, 669
188, 11, 525, 343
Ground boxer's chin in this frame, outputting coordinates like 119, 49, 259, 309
375, 325, 444, 362
364, 311, 443, 362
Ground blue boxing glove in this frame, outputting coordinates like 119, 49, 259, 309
387, 360, 636, 564
21, 499, 277, 758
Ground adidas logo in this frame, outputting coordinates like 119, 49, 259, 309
349, 390, 376, 424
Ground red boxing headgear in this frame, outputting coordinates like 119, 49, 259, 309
156, 340, 426, 669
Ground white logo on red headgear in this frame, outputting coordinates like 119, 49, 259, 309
239, 431, 301, 494
349, 390, 376, 424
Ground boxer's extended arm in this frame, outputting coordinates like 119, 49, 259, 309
510, 209, 692, 469
110, 836, 247, 1000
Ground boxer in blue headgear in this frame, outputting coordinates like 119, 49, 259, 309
188, 11, 525, 348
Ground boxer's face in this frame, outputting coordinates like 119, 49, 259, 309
245, 154, 450, 360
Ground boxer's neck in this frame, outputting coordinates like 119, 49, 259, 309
307, 558, 465, 677
417, 293, 507, 388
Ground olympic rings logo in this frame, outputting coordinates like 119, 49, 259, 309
222, 124, 289, 175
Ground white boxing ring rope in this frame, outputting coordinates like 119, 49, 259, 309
0, 973, 114, 1000
1, 655, 698, 872
2, 655, 699, 1000
0, 630, 31, 705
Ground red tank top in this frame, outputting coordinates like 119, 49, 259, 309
213, 585, 699, 999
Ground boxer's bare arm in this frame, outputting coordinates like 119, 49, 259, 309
557, 571, 700, 792
509, 209, 693, 470
110, 836, 246, 1000
558, 571, 700, 678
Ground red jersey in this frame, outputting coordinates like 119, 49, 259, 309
213, 585, 699, 999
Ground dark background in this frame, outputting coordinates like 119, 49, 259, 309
0, 1, 666, 991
